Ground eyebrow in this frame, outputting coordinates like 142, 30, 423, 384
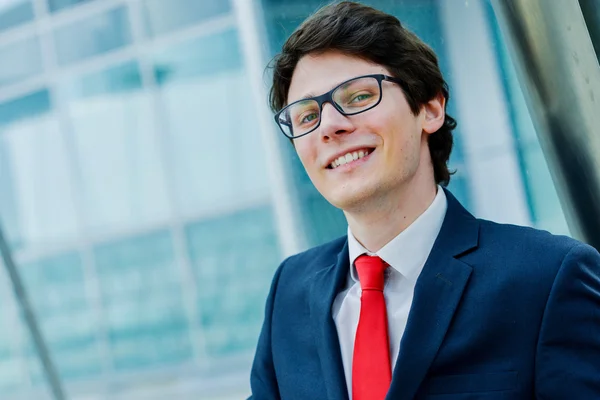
299, 92, 318, 101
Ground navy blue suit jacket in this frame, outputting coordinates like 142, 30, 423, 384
249, 190, 600, 399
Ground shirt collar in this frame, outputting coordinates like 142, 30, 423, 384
347, 186, 448, 282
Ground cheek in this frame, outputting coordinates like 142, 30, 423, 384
379, 118, 421, 163
294, 141, 319, 172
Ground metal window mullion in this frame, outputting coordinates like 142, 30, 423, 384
0, 4, 69, 396
0, 270, 30, 388
124, 0, 208, 368
32, 0, 115, 388
5, 0, 46, 389
231, 0, 305, 258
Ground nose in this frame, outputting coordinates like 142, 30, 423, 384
318, 102, 355, 140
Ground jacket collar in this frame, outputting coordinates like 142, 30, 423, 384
386, 188, 479, 399
309, 240, 351, 400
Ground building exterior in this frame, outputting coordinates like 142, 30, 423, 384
0, 0, 569, 399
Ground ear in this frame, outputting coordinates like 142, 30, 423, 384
421, 92, 446, 135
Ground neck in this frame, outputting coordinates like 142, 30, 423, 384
344, 179, 438, 253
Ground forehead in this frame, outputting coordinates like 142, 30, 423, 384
287, 51, 390, 105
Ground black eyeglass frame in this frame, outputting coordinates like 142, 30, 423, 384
274, 74, 405, 140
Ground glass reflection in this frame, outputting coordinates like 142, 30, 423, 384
53, 6, 132, 66
0, 259, 25, 392
0, 90, 79, 252
487, 6, 569, 233
142, 0, 231, 38
93, 229, 192, 370
152, 29, 270, 216
186, 205, 280, 360
20, 253, 102, 382
0, 0, 34, 33
48, 0, 95, 13
0, 35, 42, 87
61, 61, 170, 233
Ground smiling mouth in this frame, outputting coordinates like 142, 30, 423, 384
326, 148, 375, 169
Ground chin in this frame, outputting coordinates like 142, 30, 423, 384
324, 187, 376, 211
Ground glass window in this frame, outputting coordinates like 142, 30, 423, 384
519, 144, 568, 233
0, 90, 80, 252
486, 5, 569, 234
0, 35, 43, 87
53, 6, 132, 66
142, 0, 231, 38
153, 29, 241, 83
48, 0, 95, 13
0, 359, 23, 393
0, 0, 34, 32
20, 253, 87, 317
0, 263, 25, 392
93, 229, 192, 370
0, 89, 49, 126
186, 205, 280, 360
61, 61, 170, 233
0, 363, 18, 393
152, 29, 271, 217
19, 252, 103, 381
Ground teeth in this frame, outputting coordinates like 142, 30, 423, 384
330, 149, 370, 169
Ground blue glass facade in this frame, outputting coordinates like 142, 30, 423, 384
0, 0, 568, 398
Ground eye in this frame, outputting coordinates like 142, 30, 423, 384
349, 93, 373, 103
300, 113, 318, 124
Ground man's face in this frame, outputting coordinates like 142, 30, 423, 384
287, 51, 444, 212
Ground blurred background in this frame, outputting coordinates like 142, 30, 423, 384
0, 0, 585, 398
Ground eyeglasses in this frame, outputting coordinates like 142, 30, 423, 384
274, 74, 404, 139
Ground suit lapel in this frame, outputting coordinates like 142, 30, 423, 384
387, 189, 479, 400
309, 240, 351, 400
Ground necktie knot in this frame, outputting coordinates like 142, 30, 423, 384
355, 255, 388, 292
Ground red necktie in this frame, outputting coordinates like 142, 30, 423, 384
352, 255, 392, 400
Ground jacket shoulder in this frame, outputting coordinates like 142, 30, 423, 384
474, 218, 594, 268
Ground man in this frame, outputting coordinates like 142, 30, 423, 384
249, 2, 600, 399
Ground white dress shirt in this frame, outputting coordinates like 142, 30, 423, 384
332, 187, 448, 398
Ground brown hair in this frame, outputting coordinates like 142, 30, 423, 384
269, 1, 457, 186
